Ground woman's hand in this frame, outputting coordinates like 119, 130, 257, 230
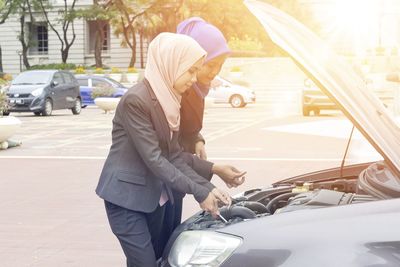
195, 141, 207, 160
199, 192, 219, 217
212, 188, 232, 207
212, 164, 246, 188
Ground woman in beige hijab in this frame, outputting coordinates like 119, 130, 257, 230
96, 33, 231, 266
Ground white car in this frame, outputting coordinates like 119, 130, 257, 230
207, 76, 256, 108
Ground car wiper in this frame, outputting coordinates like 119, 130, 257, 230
340, 125, 355, 178
13, 83, 32, 85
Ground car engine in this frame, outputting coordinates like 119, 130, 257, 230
180, 165, 389, 231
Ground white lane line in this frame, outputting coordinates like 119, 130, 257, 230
205, 118, 268, 142
0, 156, 106, 160
0, 155, 344, 161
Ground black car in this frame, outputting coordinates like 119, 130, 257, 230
5, 70, 81, 116
161, 1, 400, 267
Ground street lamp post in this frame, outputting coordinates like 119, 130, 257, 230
16, 50, 22, 73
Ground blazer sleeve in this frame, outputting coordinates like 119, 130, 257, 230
121, 96, 210, 203
169, 140, 215, 190
180, 151, 213, 182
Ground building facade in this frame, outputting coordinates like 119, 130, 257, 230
0, 0, 148, 75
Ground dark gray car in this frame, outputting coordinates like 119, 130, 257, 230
161, 1, 400, 267
5, 70, 81, 116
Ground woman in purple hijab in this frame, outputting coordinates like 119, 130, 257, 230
178, 17, 231, 159
154, 18, 247, 260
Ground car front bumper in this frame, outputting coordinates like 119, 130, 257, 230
8, 96, 45, 112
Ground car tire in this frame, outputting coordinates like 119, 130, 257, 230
71, 98, 82, 115
33, 112, 41, 116
42, 98, 53, 116
302, 106, 310, 116
230, 94, 245, 108
2, 111, 10, 116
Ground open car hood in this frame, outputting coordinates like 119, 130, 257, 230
245, 0, 400, 177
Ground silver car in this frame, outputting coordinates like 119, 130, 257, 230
208, 76, 256, 108
162, 1, 400, 266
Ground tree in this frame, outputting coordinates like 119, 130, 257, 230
77, 0, 114, 68
110, 0, 159, 67
0, 0, 18, 73
37, 0, 78, 63
16, 0, 37, 69
179, 0, 319, 56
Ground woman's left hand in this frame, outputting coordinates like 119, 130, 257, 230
211, 188, 232, 207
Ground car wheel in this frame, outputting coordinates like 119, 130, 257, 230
302, 106, 310, 116
2, 111, 10, 116
71, 98, 82, 115
33, 112, 41, 116
42, 98, 53, 116
230, 94, 245, 108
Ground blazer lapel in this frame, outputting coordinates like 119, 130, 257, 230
143, 79, 171, 154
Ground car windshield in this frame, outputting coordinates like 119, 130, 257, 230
106, 77, 124, 88
12, 72, 52, 85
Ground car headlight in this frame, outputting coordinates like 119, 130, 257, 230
168, 231, 242, 267
31, 87, 44, 97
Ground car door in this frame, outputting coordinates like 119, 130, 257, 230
209, 78, 227, 103
61, 72, 78, 108
49, 72, 66, 109
77, 77, 93, 105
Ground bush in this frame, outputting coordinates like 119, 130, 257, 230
94, 67, 105, 74
0, 89, 9, 115
111, 67, 121, 73
230, 66, 242, 72
0, 78, 8, 85
127, 67, 138, 73
228, 36, 263, 51
91, 83, 116, 99
29, 63, 76, 70
75, 66, 86, 74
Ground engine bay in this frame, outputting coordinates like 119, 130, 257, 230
181, 161, 400, 231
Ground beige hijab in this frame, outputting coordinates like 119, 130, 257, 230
144, 32, 206, 132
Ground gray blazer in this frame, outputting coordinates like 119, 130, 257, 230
96, 80, 215, 213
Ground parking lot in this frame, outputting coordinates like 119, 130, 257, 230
0, 70, 383, 266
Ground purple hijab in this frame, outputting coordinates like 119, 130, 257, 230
177, 17, 230, 98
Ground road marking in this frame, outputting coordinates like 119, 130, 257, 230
0, 155, 345, 161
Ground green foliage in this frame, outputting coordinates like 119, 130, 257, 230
230, 66, 242, 72
180, 0, 319, 56
75, 66, 86, 74
228, 36, 263, 51
127, 67, 138, 73
29, 63, 76, 70
94, 67, 105, 74
91, 83, 116, 99
0, 87, 9, 115
111, 67, 121, 73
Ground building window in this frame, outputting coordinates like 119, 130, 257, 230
87, 20, 110, 54
28, 23, 48, 55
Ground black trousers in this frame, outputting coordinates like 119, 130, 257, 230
104, 201, 167, 267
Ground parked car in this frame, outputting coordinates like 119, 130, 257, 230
208, 76, 256, 108
161, 1, 400, 267
302, 73, 396, 116
302, 78, 337, 116
4, 70, 81, 116
75, 75, 128, 107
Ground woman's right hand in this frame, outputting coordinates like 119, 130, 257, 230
199, 192, 219, 218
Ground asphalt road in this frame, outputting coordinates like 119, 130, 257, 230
0, 90, 381, 266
